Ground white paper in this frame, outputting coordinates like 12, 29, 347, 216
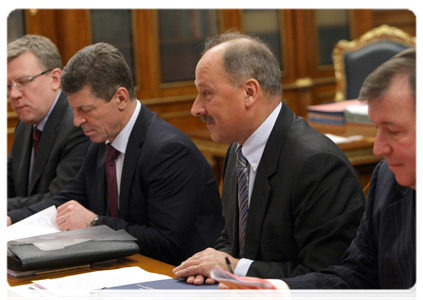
6, 284, 39, 299
27, 267, 171, 297
7, 206, 60, 242
325, 133, 364, 144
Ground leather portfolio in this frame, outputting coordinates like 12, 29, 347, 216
8, 239, 140, 272
7, 225, 140, 273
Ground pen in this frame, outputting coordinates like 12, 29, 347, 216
225, 257, 234, 274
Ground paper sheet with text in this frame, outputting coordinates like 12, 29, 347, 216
7, 205, 60, 242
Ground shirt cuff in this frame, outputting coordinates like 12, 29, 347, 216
234, 258, 254, 276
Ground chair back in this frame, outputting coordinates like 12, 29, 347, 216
333, 25, 416, 101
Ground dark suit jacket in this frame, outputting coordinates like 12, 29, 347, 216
7, 91, 89, 211
215, 103, 365, 279
284, 160, 416, 289
8, 103, 224, 266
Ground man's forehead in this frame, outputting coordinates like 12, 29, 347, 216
8, 52, 41, 73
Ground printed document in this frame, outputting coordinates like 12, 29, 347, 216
9, 267, 171, 299
8, 267, 171, 298
7, 205, 60, 242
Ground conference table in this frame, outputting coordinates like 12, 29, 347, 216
7, 254, 176, 287
186, 121, 382, 190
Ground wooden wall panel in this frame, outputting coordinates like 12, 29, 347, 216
24, 10, 59, 45
55, 9, 90, 65
7, 9, 416, 155
372, 9, 416, 36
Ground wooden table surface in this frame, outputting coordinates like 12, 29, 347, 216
8, 254, 176, 287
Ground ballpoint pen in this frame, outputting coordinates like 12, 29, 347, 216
225, 257, 234, 274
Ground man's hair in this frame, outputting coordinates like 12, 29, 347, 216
358, 47, 416, 103
61, 42, 136, 101
7, 34, 63, 70
203, 31, 282, 98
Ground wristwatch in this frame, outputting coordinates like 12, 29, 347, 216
88, 216, 99, 227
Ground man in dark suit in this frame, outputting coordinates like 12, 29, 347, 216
7, 35, 89, 211
173, 32, 365, 283
7, 42, 224, 266
219, 47, 420, 300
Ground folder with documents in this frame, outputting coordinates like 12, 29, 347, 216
8, 225, 140, 273
90, 279, 223, 300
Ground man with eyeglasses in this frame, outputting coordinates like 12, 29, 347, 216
7, 35, 89, 211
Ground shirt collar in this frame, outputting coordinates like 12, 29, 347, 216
106, 100, 141, 154
238, 102, 282, 172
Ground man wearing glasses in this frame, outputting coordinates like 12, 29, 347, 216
7, 35, 89, 211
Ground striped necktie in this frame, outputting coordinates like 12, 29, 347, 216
236, 146, 249, 258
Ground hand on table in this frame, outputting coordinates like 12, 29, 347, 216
173, 247, 239, 285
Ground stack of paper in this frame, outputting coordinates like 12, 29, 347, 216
8, 266, 171, 298
307, 99, 363, 125
344, 103, 374, 126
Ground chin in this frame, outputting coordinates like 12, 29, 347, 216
89, 136, 103, 143
210, 135, 221, 143
395, 176, 415, 189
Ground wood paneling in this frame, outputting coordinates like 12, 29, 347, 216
372, 9, 416, 36
24, 10, 59, 45
7, 9, 416, 160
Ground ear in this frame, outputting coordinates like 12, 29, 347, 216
115, 87, 130, 110
244, 78, 260, 108
51, 68, 62, 90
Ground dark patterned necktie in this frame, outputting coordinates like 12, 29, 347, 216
236, 146, 249, 258
105, 144, 120, 217
33, 126, 41, 157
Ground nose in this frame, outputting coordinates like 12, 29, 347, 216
191, 95, 206, 117
373, 130, 391, 157
73, 110, 86, 127
8, 84, 22, 100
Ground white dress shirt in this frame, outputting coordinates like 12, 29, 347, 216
106, 100, 141, 208
235, 101, 282, 276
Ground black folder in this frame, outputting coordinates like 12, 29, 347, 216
7, 226, 140, 273
90, 278, 223, 300
8, 239, 140, 272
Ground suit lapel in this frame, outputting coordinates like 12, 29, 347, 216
15, 122, 33, 196
222, 144, 241, 257
244, 103, 294, 258
118, 102, 151, 220
29, 93, 68, 194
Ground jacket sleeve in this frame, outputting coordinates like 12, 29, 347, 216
283, 165, 385, 300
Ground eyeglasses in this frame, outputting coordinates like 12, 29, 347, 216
7, 69, 53, 93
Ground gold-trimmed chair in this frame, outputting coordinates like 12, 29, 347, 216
333, 25, 416, 101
